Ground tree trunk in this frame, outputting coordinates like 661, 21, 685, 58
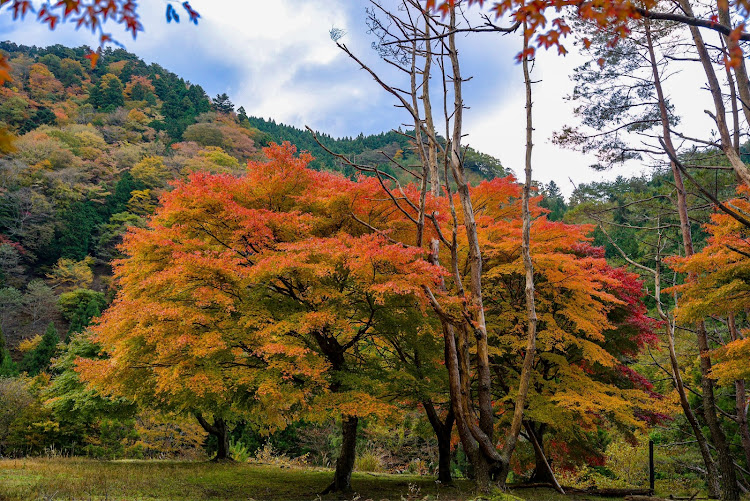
424, 400, 455, 484
443, 9, 506, 493
195, 413, 231, 461
495, 19, 540, 489
679, 0, 750, 188
729, 314, 750, 468
696, 328, 740, 501
437, 428, 453, 484
323, 415, 358, 494
527, 424, 552, 484
643, 19, 721, 498
215, 418, 230, 461
524, 422, 564, 494
717, 3, 750, 131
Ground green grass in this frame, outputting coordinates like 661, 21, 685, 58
0, 458, 608, 501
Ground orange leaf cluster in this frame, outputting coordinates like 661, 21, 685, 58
668, 186, 750, 384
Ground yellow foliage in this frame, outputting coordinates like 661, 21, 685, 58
19, 335, 42, 353
132, 411, 207, 459
130, 156, 168, 187
127, 189, 158, 215
46, 257, 94, 291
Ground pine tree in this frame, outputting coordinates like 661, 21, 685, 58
20, 322, 60, 376
237, 106, 249, 122
90, 74, 125, 111
0, 322, 18, 377
212, 93, 234, 114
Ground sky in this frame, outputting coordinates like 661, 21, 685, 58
0, 0, 719, 197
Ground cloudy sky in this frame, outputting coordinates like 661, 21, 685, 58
0, 1, 718, 196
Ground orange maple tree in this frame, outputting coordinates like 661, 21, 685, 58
79, 142, 443, 488
354, 171, 663, 481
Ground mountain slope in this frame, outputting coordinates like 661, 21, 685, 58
0, 42, 507, 351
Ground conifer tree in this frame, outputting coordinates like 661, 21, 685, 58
212, 93, 234, 114
0, 326, 15, 377
20, 322, 59, 376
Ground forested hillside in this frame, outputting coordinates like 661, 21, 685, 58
0, 42, 507, 348
0, 42, 515, 467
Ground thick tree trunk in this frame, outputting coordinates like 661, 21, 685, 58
323, 415, 358, 494
195, 413, 231, 461
423, 400, 455, 484
524, 422, 564, 494
215, 419, 230, 461
437, 429, 453, 484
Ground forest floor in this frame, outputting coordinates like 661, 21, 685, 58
0, 458, 627, 501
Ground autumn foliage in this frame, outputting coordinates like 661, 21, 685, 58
668, 186, 750, 384
77, 142, 661, 480
79, 143, 444, 431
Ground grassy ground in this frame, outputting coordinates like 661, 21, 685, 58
0, 458, 614, 501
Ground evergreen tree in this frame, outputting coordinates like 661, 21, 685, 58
237, 106, 249, 123
212, 93, 234, 114
119, 61, 135, 84
68, 298, 102, 336
56, 200, 103, 261
0, 326, 18, 377
106, 172, 146, 216
539, 181, 568, 221
20, 322, 60, 376
87, 82, 101, 109
90, 74, 125, 111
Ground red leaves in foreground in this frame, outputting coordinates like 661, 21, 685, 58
426, 0, 748, 67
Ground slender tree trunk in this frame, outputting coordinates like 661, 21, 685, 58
422, 16, 440, 199
195, 413, 231, 461
420, 22, 453, 487
665, 318, 721, 496
729, 314, 750, 469
644, 20, 721, 498
442, 9, 507, 492
717, 4, 750, 130
680, 0, 750, 187
323, 415, 358, 494
528, 423, 552, 483
724, 60, 741, 153
496, 20, 541, 489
